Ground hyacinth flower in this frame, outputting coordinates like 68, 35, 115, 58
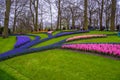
62, 44, 120, 57
55, 30, 89, 37
66, 34, 107, 42
47, 31, 53, 34
14, 36, 31, 48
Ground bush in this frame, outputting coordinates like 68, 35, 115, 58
0, 27, 11, 34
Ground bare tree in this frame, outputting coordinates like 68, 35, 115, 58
83, 0, 88, 30
110, 0, 116, 31
45, 0, 53, 30
12, 0, 28, 33
56, 0, 61, 30
29, 0, 39, 31
3, 0, 12, 38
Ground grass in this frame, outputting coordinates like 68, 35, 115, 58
0, 49, 120, 80
0, 36, 16, 54
68, 35, 120, 44
0, 31, 120, 80
32, 33, 48, 39
52, 31, 61, 35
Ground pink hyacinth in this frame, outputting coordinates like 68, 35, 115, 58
62, 44, 120, 57
47, 31, 53, 34
66, 34, 106, 41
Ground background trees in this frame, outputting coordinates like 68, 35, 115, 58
0, 0, 120, 38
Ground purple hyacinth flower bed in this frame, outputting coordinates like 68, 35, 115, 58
14, 36, 31, 48
55, 30, 89, 37
62, 44, 120, 57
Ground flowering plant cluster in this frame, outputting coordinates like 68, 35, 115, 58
55, 30, 89, 37
62, 44, 120, 57
66, 34, 106, 41
47, 31, 53, 34
0, 30, 90, 61
19, 35, 41, 49
14, 36, 31, 48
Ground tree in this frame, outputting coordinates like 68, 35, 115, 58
104, 0, 111, 31
30, 0, 39, 31
45, 0, 53, 30
100, 0, 104, 30
11, 0, 28, 33
35, 0, 39, 31
88, 0, 97, 27
83, 0, 88, 30
56, 0, 61, 30
110, 0, 116, 31
12, 0, 28, 33
3, 0, 11, 38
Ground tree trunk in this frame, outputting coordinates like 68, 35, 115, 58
50, 3, 53, 30
72, 14, 75, 29
67, 20, 69, 30
57, 0, 61, 30
100, 0, 104, 31
83, 0, 88, 30
13, 13, 17, 33
110, 0, 116, 31
3, 0, 11, 38
89, 11, 92, 26
35, 0, 39, 31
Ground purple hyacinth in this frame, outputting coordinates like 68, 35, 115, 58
14, 36, 31, 48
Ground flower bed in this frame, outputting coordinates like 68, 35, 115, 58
55, 30, 89, 37
14, 36, 31, 48
62, 44, 120, 57
66, 34, 107, 41
47, 31, 53, 34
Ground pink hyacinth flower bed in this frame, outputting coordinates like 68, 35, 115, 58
47, 31, 53, 34
66, 34, 106, 42
62, 44, 120, 57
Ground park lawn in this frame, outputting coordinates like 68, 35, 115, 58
0, 31, 120, 80
32, 33, 48, 39
29, 36, 35, 40
67, 35, 120, 44
0, 49, 120, 80
0, 36, 16, 54
52, 31, 61, 35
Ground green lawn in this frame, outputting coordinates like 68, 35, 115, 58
0, 36, 16, 54
32, 33, 48, 39
0, 31, 120, 80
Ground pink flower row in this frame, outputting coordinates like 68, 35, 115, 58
47, 31, 53, 34
66, 34, 106, 41
62, 44, 120, 57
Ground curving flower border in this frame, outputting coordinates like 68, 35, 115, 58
0, 30, 119, 61
62, 43, 120, 57
66, 34, 107, 42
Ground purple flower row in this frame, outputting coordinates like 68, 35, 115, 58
62, 44, 120, 57
55, 30, 89, 37
14, 36, 31, 48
